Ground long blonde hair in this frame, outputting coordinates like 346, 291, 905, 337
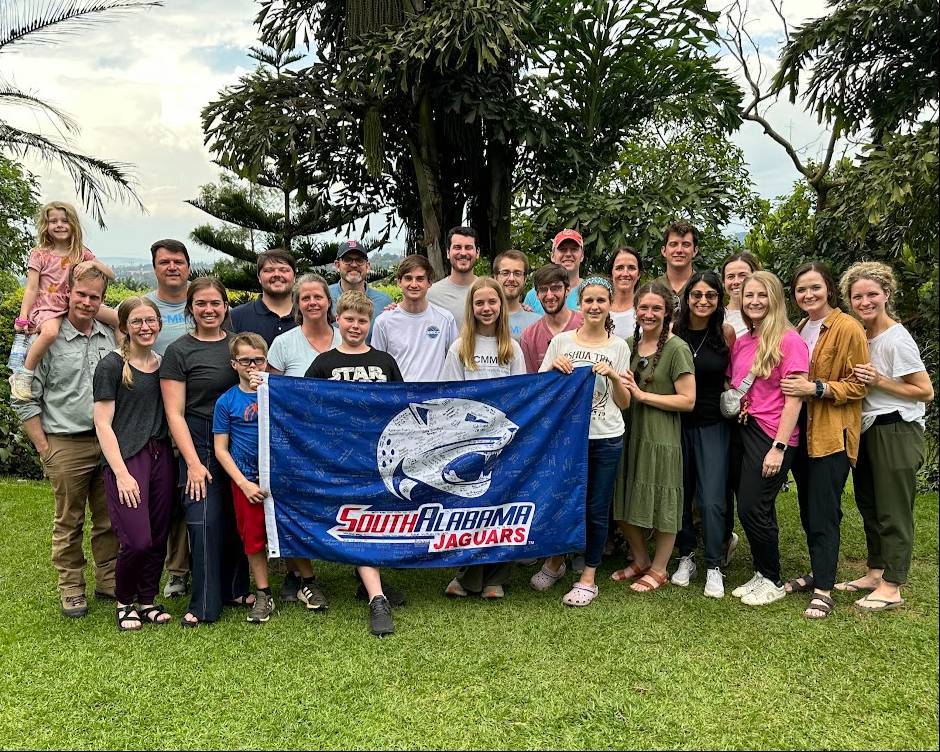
459, 277, 514, 370
741, 271, 792, 378
117, 297, 162, 388
36, 201, 84, 264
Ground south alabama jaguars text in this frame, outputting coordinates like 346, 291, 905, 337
327, 501, 534, 552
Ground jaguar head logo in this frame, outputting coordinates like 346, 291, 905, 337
377, 399, 518, 501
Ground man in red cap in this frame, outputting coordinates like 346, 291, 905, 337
522, 229, 584, 314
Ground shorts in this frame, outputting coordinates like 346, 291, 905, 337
231, 481, 267, 556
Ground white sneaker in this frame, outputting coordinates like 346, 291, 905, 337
741, 577, 785, 606
671, 555, 697, 586
731, 572, 763, 598
704, 568, 725, 599
723, 532, 740, 567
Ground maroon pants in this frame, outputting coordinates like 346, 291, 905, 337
104, 438, 175, 604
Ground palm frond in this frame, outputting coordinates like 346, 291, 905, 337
0, 81, 80, 134
0, 122, 144, 227
0, 1, 163, 52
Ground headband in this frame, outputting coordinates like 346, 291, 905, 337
579, 276, 613, 296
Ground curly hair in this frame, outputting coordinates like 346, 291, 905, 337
839, 261, 898, 318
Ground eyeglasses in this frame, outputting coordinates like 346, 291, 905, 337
339, 256, 368, 265
128, 317, 159, 329
496, 270, 526, 279
633, 356, 650, 383
233, 356, 267, 367
535, 282, 567, 295
689, 291, 719, 302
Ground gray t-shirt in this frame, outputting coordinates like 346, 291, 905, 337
93, 351, 168, 459
509, 309, 541, 342
268, 326, 342, 377
427, 277, 475, 323
146, 291, 189, 357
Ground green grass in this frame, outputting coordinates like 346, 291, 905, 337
0, 478, 936, 750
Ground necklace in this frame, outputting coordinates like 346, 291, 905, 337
690, 329, 708, 359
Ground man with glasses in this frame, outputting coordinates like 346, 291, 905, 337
328, 240, 392, 343
493, 250, 539, 341
519, 264, 583, 373
522, 230, 584, 315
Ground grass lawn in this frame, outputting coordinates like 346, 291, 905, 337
0, 477, 936, 750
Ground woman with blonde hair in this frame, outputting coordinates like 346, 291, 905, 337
93, 297, 174, 630
442, 277, 526, 598
836, 262, 933, 611
727, 271, 809, 606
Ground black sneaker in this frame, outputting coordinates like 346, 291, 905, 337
279, 571, 300, 603
368, 595, 394, 637
356, 581, 406, 607
297, 580, 329, 611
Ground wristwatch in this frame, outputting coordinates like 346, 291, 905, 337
773, 441, 787, 452
814, 379, 825, 399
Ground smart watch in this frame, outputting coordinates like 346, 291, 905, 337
773, 441, 787, 452
814, 379, 825, 399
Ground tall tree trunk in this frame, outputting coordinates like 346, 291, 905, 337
282, 187, 293, 251
487, 128, 513, 257
409, 92, 446, 278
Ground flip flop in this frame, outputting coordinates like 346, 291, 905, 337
611, 563, 650, 582
835, 580, 877, 593
855, 596, 904, 612
630, 570, 669, 593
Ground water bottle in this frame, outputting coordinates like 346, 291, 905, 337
6, 333, 28, 372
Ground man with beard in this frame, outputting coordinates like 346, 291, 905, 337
519, 263, 583, 373
328, 240, 392, 344
427, 226, 480, 323
653, 220, 700, 314
523, 230, 584, 315
230, 249, 298, 346
493, 249, 539, 341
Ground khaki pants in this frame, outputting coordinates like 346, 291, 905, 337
43, 435, 117, 597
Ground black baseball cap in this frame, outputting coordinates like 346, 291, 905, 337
336, 240, 368, 260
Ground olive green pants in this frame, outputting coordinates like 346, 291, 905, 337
852, 420, 924, 585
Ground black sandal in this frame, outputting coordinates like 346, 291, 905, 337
139, 604, 172, 625
116, 604, 142, 631
785, 573, 815, 593
180, 613, 201, 628
804, 593, 835, 619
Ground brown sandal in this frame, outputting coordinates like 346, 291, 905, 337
630, 570, 669, 593
611, 563, 650, 582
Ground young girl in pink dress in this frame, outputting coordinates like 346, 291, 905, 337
11, 201, 117, 400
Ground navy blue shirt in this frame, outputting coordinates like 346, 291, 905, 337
230, 298, 297, 346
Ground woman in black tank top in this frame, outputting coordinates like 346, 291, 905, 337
671, 271, 737, 598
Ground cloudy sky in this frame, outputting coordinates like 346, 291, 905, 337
4, 0, 841, 263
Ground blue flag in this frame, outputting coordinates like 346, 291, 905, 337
258, 368, 594, 567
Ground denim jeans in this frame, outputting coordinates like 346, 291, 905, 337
585, 436, 625, 568
181, 416, 250, 622
677, 421, 730, 568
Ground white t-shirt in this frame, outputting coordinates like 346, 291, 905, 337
539, 330, 631, 439
268, 326, 342, 377
371, 303, 459, 382
724, 308, 749, 337
442, 335, 526, 381
862, 323, 927, 432
800, 317, 825, 360
427, 277, 474, 323
611, 309, 636, 340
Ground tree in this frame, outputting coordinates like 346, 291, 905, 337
0, 0, 159, 225
247, 0, 742, 274
0, 154, 40, 274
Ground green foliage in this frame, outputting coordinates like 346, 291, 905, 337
0, 155, 40, 273
773, 0, 939, 138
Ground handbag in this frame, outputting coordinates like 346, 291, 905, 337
720, 371, 756, 419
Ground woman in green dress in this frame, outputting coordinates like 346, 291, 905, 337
611, 282, 696, 593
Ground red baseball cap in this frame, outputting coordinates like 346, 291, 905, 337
552, 229, 583, 251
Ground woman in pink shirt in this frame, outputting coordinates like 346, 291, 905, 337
727, 271, 809, 606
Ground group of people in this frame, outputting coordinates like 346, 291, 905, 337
9, 203, 932, 638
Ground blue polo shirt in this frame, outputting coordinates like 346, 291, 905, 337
230, 297, 297, 347
328, 283, 394, 344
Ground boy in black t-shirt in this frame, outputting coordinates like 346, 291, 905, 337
306, 291, 403, 637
